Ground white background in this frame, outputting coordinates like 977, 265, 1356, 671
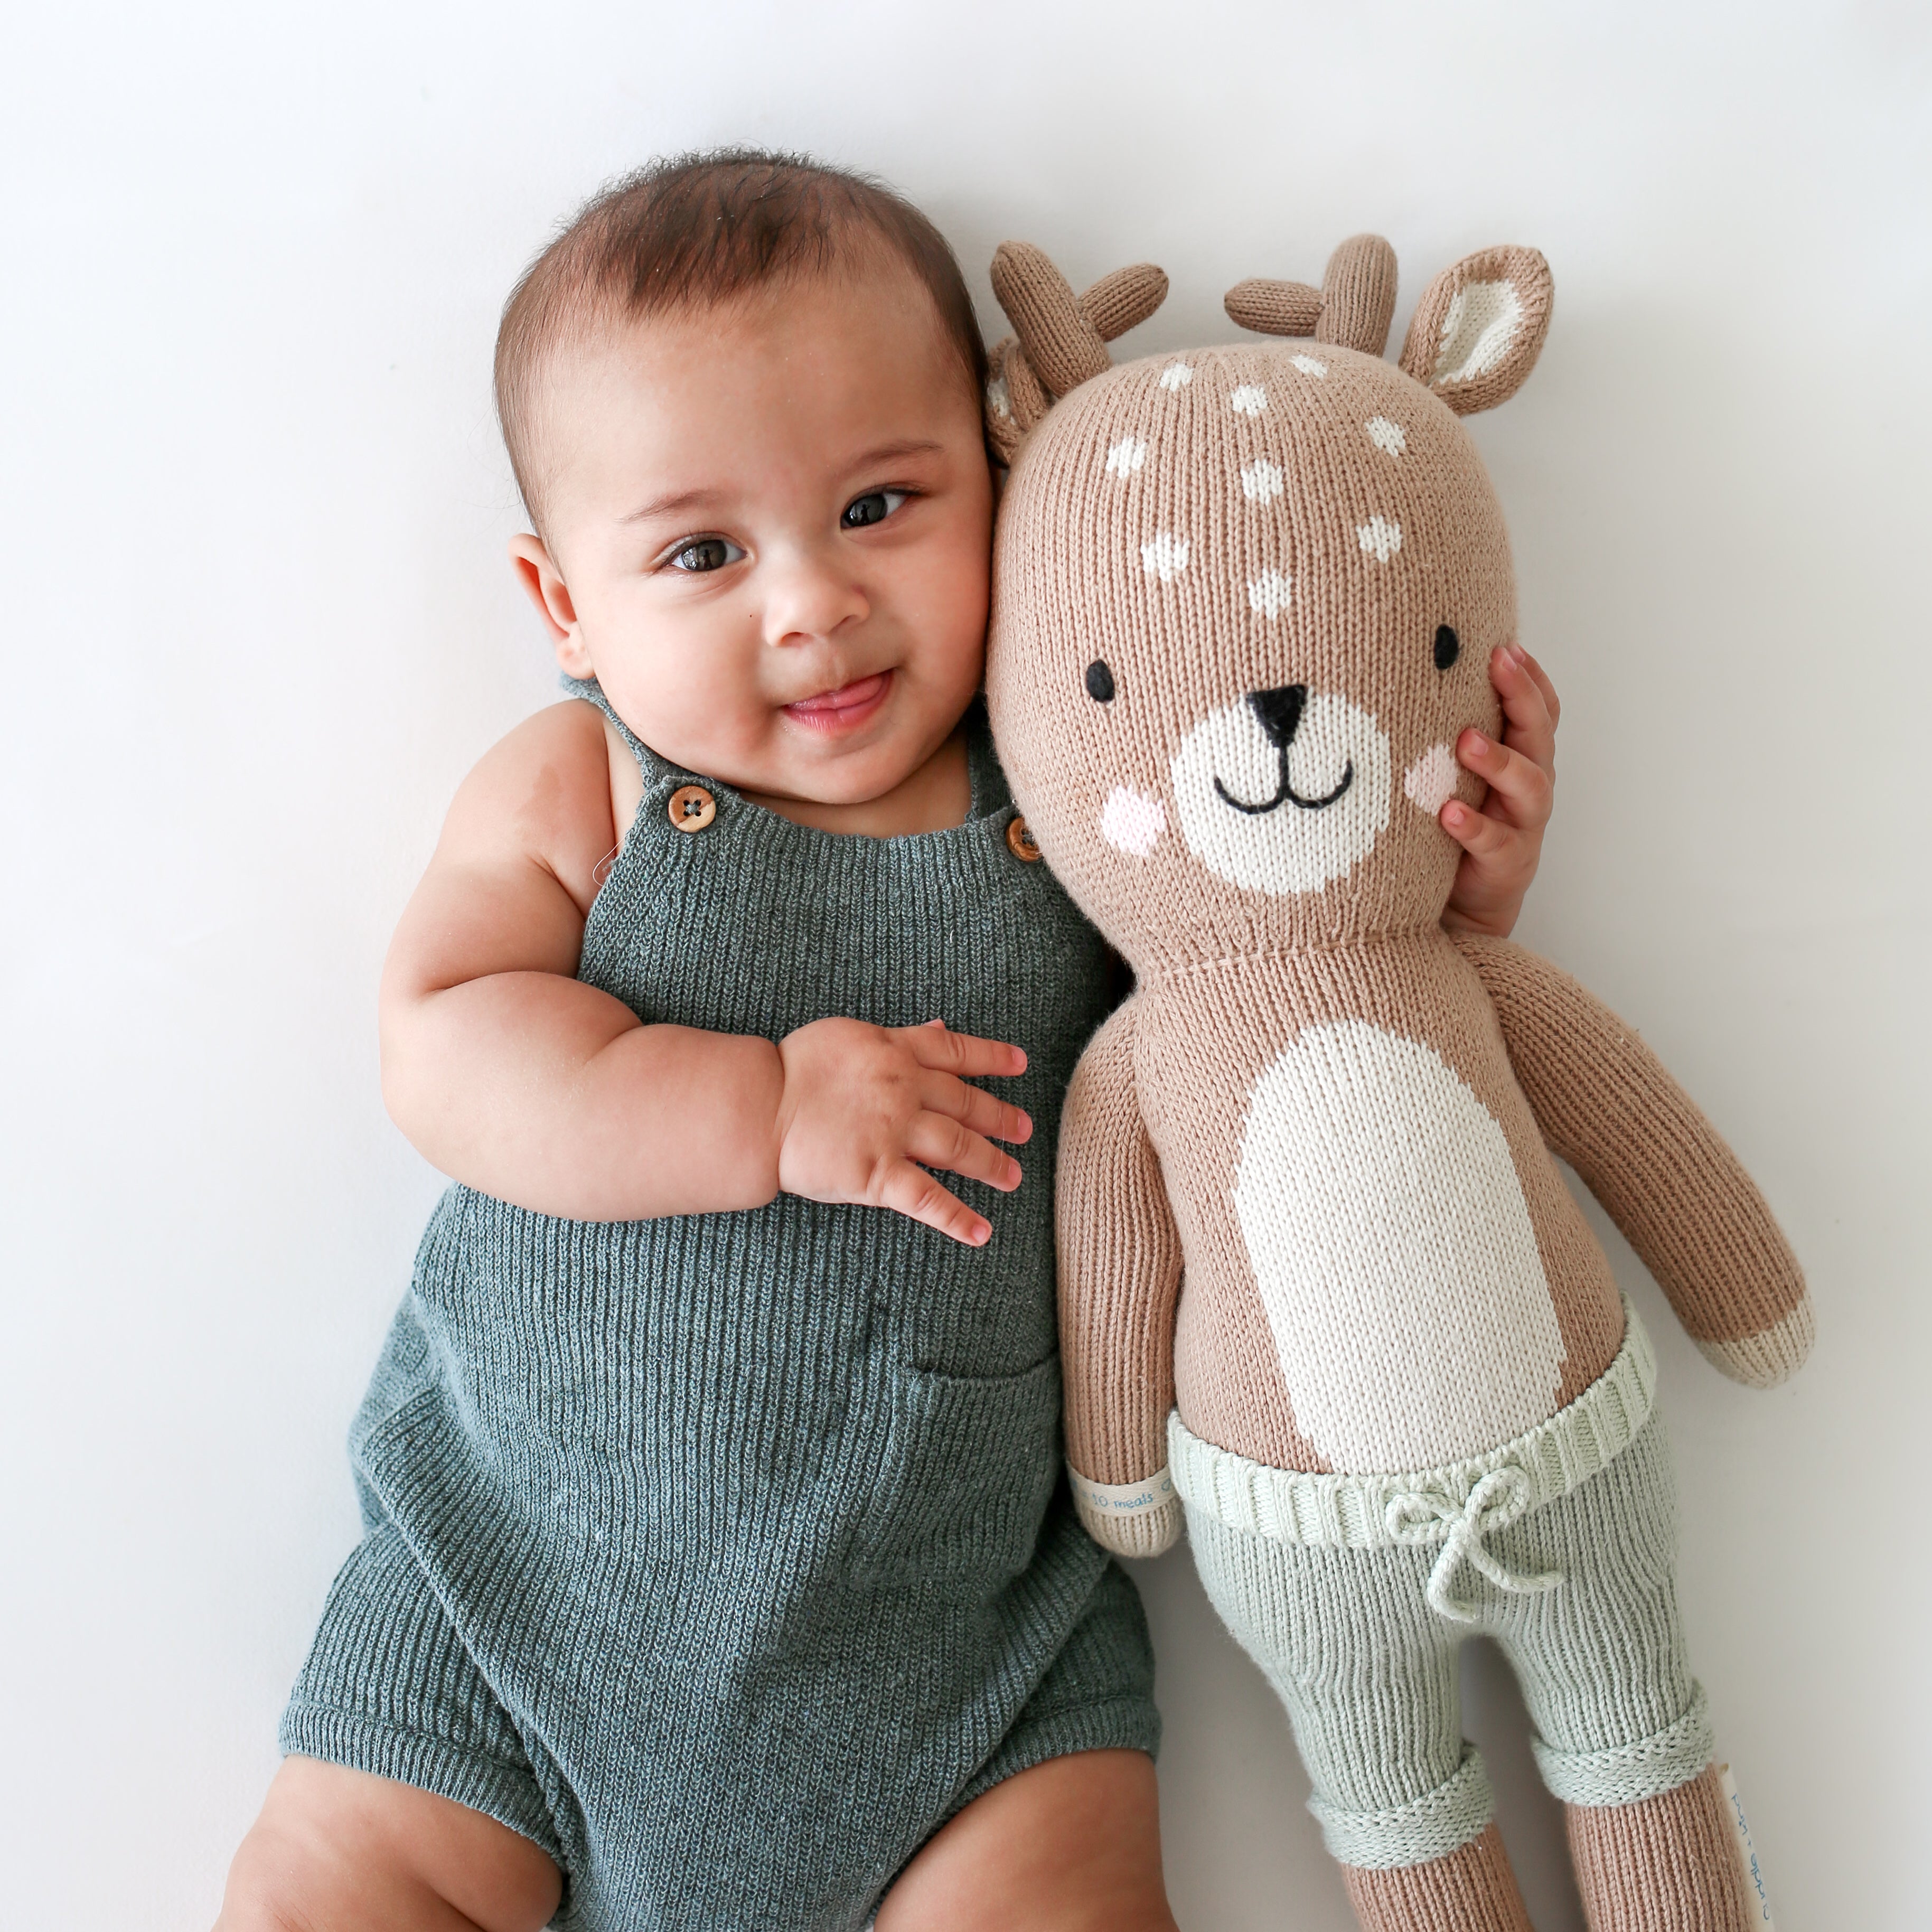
2, 3, 1926, 1925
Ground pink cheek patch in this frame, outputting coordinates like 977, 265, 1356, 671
1099, 785, 1167, 857
1403, 743, 1461, 817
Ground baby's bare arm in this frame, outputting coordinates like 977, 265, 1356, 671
380, 701, 781, 1218
381, 701, 1029, 1236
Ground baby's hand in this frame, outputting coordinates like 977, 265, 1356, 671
774, 1018, 1033, 1247
1440, 644, 1561, 939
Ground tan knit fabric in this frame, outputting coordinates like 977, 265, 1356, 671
1317, 232, 1400, 354
1343, 1825, 1533, 1932
1224, 276, 1323, 337
1455, 932, 1810, 1365
1567, 1766, 1754, 1932
983, 231, 1806, 1931
985, 247, 1168, 463
1398, 245, 1554, 415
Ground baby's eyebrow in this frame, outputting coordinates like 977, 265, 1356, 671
621, 486, 729, 526
846, 437, 947, 470
620, 440, 950, 527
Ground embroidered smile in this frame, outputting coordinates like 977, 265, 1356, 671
1213, 684, 1354, 815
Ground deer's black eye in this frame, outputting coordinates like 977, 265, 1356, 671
1085, 659, 1116, 702
1433, 625, 1461, 671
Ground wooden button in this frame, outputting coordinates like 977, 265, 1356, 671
1006, 815, 1041, 862
668, 784, 716, 833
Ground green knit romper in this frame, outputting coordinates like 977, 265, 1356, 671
280, 683, 1158, 1930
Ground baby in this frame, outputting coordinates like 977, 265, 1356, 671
218, 153, 1562, 1931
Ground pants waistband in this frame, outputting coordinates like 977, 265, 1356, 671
1169, 1296, 1656, 1551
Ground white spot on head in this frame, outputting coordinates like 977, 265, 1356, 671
1365, 416, 1406, 456
1356, 515, 1403, 564
1141, 532, 1190, 583
986, 373, 1012, 420
1240, 459, 1283, 502
1169, 691, 1391, 897
1230, 385, 1268, 416
1290, 354, 1328, 378
1158, 361, 1194, 390
1235, 1020, 1564, 1470
1100, 786, 1167, 857
1434, 279, 1524, 386
1105, 436, 1147, 479
1403, 742, 1461, 816
1247, 570, 1292, 620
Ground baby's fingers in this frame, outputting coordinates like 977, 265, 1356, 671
1441, 796, 1528, 867
1489, 645, 1559, 777
876, 1158, 992, 1248
1456, 728, 1552, 832
899, 1019, 1027, 1081
906, 1112, 1024, 1194
921, 1071, 1033, 1146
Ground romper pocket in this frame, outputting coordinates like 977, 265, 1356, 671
849, 1353, 1064, 1592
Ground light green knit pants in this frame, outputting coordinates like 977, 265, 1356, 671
1185, 1412, 1713, 1870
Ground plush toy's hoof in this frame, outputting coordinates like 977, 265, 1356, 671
1695, 1294, 1815, 1388
1068, 1466, 1185, 1558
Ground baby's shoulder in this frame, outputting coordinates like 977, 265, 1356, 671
437, 698, 624, 912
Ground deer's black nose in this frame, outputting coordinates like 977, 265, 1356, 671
1248, 684, 1307, 748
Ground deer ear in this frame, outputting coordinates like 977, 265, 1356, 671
1399, 246, 1552, 414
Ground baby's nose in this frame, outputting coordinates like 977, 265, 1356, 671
1248, 684, 1308, 747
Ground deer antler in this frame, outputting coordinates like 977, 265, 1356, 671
985, 244, 1168, 462
1224, 233, 1399, 357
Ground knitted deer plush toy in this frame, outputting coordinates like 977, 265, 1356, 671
981, 236, 1810, 1932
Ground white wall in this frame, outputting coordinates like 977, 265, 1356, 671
2, 3, 1925, 1925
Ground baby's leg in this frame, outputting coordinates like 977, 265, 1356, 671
216, 1757, 561, 1932
876, 1748, 1175, 1932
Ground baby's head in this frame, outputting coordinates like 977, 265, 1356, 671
499, 152, 993, 806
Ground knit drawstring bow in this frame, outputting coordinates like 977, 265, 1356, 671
1385, 1465, 1564, 1624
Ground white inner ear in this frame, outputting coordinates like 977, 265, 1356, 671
1433, 278, 1524, 387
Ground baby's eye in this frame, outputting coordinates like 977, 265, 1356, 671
665, 536, 745, 574
841, 489, 909, 529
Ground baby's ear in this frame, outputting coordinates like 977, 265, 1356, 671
1398, 246, 1552, 414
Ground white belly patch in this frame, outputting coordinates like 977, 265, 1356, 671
1232, 1020, 1565, 1472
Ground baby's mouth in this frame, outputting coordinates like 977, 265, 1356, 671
782, 671, 893, 733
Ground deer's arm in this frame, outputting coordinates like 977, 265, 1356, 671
1056, 996, 1186, 1556
1455, 932, 1813, 1387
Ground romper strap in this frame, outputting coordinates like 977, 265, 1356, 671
561, 673, 673, 782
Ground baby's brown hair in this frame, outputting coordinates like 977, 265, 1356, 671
496, 149, 988, 531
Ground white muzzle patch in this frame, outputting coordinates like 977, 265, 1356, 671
1169, 691, 1391, 895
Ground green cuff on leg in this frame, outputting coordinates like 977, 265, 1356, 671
1308, 1743, 1494, 1870
1531, 1681, 1714, 1807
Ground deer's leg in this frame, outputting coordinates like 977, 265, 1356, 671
1564, 1765, 1754, 1932
1488, 1419, 1760, 1932
1186, 1502, 1528, 1931
1342, 1824, 1532, 1931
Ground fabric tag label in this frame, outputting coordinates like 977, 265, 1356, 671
1068, 1465, 1176, 1517
1718, 1764, 1775, 1928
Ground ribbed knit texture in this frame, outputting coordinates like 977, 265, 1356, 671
1454, 932, 1810, 1362
281, 689, 1158, 1931
1185, 1415, 1709, 1871
1344, 1825, 1532, 1932
1566, 1765, 1755, 1932
980, 234, 1803, 1931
